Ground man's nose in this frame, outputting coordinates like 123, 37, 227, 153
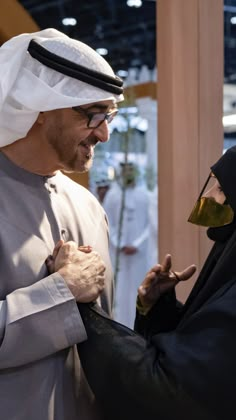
93, 121, 110, 143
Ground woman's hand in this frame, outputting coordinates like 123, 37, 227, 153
137, 254, 196, 314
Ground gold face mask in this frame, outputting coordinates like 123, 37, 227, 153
188, 174, 234, 227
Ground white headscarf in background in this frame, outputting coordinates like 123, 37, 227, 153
0, 28, 124, 146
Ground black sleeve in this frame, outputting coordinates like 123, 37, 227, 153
77, 302, 219, 420
134, 290, 183, 338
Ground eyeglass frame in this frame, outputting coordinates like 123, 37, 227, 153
72, 105, 118, 128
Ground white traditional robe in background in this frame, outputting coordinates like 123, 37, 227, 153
103, 182, 150, 328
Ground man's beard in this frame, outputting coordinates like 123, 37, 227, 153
63, 152, 94, 173
48, 131, 96, 173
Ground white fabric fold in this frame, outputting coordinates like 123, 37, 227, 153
0, 28, 124, 146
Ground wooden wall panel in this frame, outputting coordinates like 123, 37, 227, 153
0, 0, 38, 43
157, 0, 223, 302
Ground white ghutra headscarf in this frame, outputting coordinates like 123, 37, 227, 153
0, 28, 124, 146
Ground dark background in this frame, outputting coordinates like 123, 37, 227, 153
17, 0, 236, 83
18, 0, 156, 79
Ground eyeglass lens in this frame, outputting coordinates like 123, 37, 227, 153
89, 110, 117, 128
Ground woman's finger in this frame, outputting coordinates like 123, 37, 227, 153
161, 254, 172, 273
175, 264, 197, 282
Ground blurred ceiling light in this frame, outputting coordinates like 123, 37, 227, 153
117, 70, 128, 78
62, 17, 77, 26
222, 114, 236, 127
230, 16, 236, 24
119, 106, 138, 114
127, 0, 142, 7
96, 48, 108, 56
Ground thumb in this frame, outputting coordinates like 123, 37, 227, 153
52, 239, 64, 260
45, 255, 54, 274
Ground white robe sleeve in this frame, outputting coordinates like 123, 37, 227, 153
0, 273, 87, 368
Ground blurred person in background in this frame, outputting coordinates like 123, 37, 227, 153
95, 178, 111, 204
103, 162, 150, 328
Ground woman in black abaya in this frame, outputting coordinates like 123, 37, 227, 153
77, 146, 236, 420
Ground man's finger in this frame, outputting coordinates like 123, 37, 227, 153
45, 255, 54, 274
52, 239, 64, 260
78, 245, 92, 253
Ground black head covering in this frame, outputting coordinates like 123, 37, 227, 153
211, 145, 236, 212
183, 145, 236, 312
207, 146, 236, 242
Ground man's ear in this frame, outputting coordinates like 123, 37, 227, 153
36, 112, 45, 125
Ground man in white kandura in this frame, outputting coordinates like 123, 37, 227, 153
0, 28, 123, 420
103, 162, 150, 328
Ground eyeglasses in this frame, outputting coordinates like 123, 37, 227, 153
72, 106, 118, 128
